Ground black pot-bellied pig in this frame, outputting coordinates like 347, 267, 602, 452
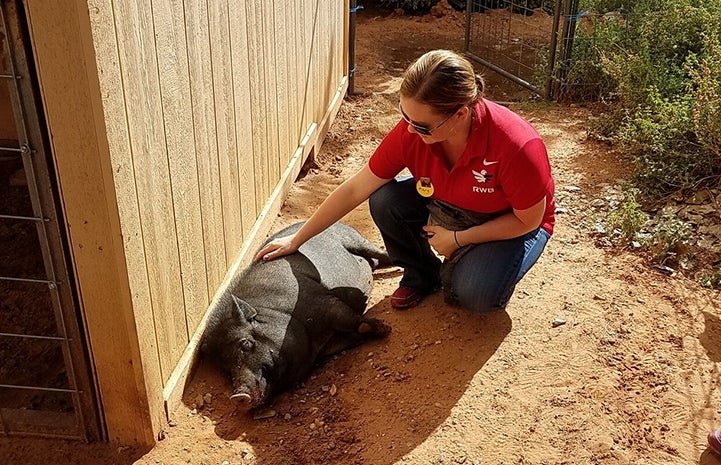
201, 222, 391, 410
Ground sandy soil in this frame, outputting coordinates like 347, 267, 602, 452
3, 3, 721, 465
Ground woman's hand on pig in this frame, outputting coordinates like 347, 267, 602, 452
254, 233, 299, 262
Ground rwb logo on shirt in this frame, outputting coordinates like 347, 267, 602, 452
472, 170, 495, 193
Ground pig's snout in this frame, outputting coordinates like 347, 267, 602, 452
230, 392, 253, 409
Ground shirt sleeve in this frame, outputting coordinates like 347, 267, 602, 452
500, 138, 553, 210
368, 120, 409, 179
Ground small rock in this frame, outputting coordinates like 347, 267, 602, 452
330, 384, 338, 396
654, 265, 675, 275
552, 318, 566, 328
565, 185, 581, 192
168, 419, 177, 427
203, 393, 213, 405
253, 409, 277, 420
284, 413, 292, 420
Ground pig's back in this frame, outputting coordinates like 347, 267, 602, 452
236, 229, 372, 314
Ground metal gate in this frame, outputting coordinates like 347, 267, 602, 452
0, 0, 102, 441
464, 0, 579, 99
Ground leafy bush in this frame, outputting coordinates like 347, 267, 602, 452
614, 90, 717, 194
689, 33, 721, 165
699, 267, 721, 289
606, 188, 649, 242
565, 0, 721, 197
646, 214, 694, 263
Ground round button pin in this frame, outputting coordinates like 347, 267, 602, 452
416, 176, 434, 197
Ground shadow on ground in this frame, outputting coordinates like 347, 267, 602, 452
183, 293, 511, 464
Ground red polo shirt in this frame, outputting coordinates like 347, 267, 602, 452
368, 99, 555, 234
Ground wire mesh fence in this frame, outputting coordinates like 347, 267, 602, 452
465, 0, 627, 101
465, 0, 562, 98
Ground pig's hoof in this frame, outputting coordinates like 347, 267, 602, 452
230, 392, 253, 409
358, 318, 391, 337
358, 322, 373, 333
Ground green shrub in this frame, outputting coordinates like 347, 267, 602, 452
614, 89, 716, 195
688, 33, 721, 166
646, 214, 694, 262
606, 188, 649, 242
699, 267, 721, 289
565, 1, 721, 197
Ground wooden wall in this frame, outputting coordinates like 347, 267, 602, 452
24, 0, 349, 445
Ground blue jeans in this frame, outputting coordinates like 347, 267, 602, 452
369, 178, 550, 313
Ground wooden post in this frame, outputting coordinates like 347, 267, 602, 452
23, 0, 163, 445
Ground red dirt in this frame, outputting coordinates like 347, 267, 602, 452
3, 3, 720, 465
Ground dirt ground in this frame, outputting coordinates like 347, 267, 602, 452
4, 3, 721, 465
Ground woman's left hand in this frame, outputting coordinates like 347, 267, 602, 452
423, 225, 459, 258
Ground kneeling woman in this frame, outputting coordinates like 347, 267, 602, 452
255, 49, 555, 313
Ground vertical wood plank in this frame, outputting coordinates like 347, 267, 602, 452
298, 0, 311, 138
262, 0, 280, 195
321, 0, 330, 107
313, 0, 322, 123
304, 0, 317, 129
246, 0, 269, 214
285, 2, 300, 155
86, 0, 164, 443
273, 1, 291, 170
184, 0, 226, 295
335, 0, 344, 85
208, 0, 243, 268
112, 0, 186, 382
344, 0, 350, 88
152, 0, 208, 337
24, 0, 163, 443
228, 0, 257, 240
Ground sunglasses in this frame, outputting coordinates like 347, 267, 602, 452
398, 102, 461, 136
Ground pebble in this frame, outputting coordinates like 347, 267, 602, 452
253, 409, 277, 420
552, 318, 567, 328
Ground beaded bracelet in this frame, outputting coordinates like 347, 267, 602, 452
453, 230, 462, 248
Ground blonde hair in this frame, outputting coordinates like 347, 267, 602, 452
400, 50, 485, 115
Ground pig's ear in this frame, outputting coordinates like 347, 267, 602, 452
231, 294, 258, 321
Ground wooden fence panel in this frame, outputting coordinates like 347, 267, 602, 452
113, 0, 186, 380
229, 0, 257, 241
262, 0, 281, 198
151, 0, 208, 336
184, 0, 227, 295
246, 0, 270, 214
208, 1, 243, 268
274, 0, 292, 171
79, 0, 348, 442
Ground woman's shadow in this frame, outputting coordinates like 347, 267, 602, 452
187, 292, 511, 465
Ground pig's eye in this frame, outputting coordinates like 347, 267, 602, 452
240, 338, 255, 352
